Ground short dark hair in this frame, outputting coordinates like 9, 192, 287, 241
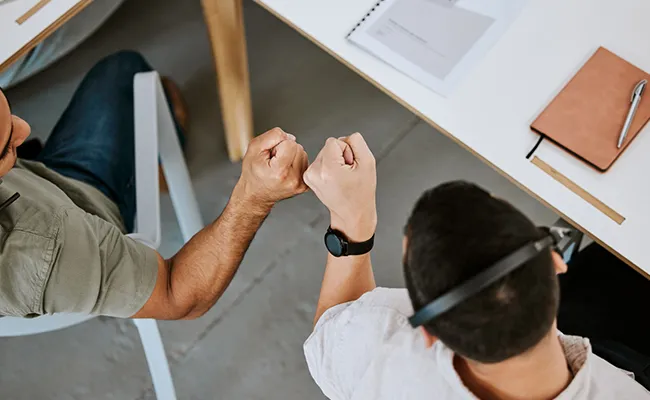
404, 181, 558, 363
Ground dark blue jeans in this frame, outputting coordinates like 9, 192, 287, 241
37, 51, 159, 232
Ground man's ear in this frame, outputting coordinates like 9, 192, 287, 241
551, 251, 568, 275
420, 327, 438, 348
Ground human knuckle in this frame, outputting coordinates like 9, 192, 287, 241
251, 133, 263, 143
242, 146, 254, 157
308, 169, 323, 185
274, 167, 290, 180
320, 168, 332, 182
247, 139, 260, 151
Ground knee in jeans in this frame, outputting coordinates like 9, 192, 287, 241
89, 50, 152, 80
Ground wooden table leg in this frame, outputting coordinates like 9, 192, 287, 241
201, 0, 254, 162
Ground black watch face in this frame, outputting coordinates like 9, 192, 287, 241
325, 232, 344, 257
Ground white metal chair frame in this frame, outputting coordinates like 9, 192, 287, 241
0, 72, 203, 400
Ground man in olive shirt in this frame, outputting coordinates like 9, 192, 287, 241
0, 51, 309, 319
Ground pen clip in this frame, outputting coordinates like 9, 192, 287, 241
631, 79, 648, 102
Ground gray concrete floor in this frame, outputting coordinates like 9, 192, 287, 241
1, 0, 557, 399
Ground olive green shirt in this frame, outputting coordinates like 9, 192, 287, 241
0, 160, 158, 318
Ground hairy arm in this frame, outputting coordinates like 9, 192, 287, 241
132, 128, 308, 320
132, 185, 270, 319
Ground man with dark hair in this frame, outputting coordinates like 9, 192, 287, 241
404, 181, 560, 364
303, 134, 648, 399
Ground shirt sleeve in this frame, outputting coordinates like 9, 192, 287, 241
40, 206, 159, 317
303, 288, 414, 399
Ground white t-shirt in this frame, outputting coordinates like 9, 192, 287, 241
304, 288, 649, 400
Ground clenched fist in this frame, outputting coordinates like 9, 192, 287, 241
233, 128, 309, 213
303, 133, 377, 242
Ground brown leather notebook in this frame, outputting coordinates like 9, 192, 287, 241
531, 47, 650, 171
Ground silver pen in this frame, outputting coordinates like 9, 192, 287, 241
617, 79, 648, 149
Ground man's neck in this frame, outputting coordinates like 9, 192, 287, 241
454, 331, 572, 400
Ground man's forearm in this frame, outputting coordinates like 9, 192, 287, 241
166, 186, 270, 319
313, 209, 378, 325
132, 128, 309, 320
301, 133, 378, 326
313, 253, 376, 326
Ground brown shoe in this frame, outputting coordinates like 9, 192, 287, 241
158, 77, 189, 192
161, 77, 189, 133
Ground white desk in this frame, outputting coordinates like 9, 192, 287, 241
254, 0, 650, 276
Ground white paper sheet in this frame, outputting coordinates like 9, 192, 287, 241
348, 0, 529, 96
427, 0, 459, 7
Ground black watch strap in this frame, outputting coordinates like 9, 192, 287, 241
347, 231, 375, 256
326, 226, 375, 257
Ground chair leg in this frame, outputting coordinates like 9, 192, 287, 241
131, 72, 202, 400
154, 75, 204, 243
133, 71, 204, 245
133, 319, 177, 400
133, 72, 163, 249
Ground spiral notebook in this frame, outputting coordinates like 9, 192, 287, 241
347, 0, 529, 96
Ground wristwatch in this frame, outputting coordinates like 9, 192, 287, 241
324, 226, 375, 257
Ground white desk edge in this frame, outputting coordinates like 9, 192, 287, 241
255, 0, 650, 275
0, 0, 87, 71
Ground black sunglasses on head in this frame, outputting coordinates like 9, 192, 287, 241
408, 223, 583, 328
